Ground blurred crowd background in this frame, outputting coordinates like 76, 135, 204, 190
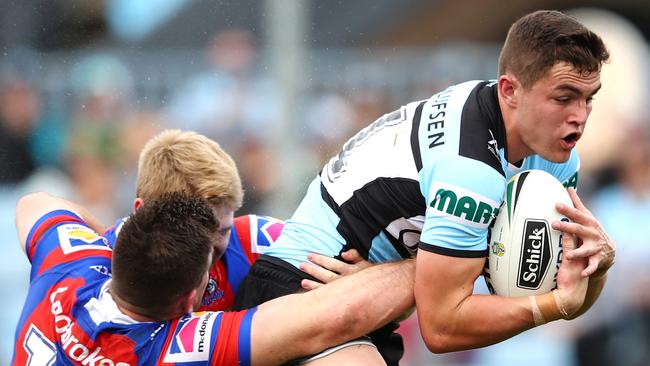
2, 1, 650, 365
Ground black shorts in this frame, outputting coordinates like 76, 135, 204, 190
232, 254, 405, 366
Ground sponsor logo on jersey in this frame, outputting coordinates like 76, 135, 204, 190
260, 219, 283, 244
428, 183, 499, 228
164, 312, 216, 363
89, 265, 111, 277
57, 224, 110, 254
517, 219, 552, 290
48, 286, 131, 365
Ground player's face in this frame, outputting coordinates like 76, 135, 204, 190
210, 204, 234, 263
514, 62, 602, 163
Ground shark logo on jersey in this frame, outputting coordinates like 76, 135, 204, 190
57, 224, 110, 254
428, 183, 499, 228
385, 216, 424, 255
487, 129, 500, 162
163, 312, 216, 363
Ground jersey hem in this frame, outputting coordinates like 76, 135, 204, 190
418, 242, 488, 258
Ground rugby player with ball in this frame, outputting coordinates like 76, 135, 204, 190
234, 9, 617, 364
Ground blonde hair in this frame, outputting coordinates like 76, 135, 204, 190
135, 129, 243, 210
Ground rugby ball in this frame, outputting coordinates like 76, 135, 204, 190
484, 170, 573, 297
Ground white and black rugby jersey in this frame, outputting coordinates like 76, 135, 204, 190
267, 80, 580, 267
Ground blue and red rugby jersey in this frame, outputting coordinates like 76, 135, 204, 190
13, 210, 257, 365
103, 214, 284, 311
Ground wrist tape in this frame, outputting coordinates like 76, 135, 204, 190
529, 291, 567, 326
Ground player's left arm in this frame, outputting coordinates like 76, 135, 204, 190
552, 187, 615, 317
415, 156, 589, 352
16, 192, 106, 254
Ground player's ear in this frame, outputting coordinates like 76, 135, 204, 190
181, 288, 199, 314
498, 73, 519, 108
133, 198, 144, 212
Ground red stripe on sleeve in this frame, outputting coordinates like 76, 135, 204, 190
156, 318, 181, 366
36, 248, 112, 276
211, 311, 249, 366
28, 214, 83, 260
233, 216, 258, 265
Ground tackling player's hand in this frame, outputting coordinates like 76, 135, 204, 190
552, 188, 616, 278
299, 249, 373, 291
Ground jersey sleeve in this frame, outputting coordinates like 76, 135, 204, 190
233, 215, 284, 265
418, 156, 504, 257
158, 308, 257, 365
101, 216, 128, 249
25, 209, 112, 279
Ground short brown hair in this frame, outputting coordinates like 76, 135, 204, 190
498, 10, 610, 89
135, 129, 243, 210
112, 192, 217, 319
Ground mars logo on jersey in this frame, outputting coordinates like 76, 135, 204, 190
57, 224, 110, 254
517, 219, 552, 290
163, 312, 216, 363
428, 183, 498, 228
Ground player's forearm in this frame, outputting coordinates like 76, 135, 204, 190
252, 259, 415, 365
57, 196, 106, 233
418, 293, 537, 353
16, 192, 106, 250
326, 259, 415, 334
306, 259, 414, 348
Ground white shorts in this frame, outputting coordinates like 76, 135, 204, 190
297, 337, 376, 364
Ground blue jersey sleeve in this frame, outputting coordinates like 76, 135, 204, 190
418, 156, 504, 257
159, 308, 257, 365
25, 209, 112, 280
101, 217, 128, 249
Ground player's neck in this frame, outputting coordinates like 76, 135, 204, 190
109, 288, 161, 322
498, 99, 530, 164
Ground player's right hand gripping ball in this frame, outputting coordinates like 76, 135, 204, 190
484, 170, 573, 297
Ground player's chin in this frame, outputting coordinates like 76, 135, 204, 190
546, 143, 575, 163
550, 151, 572, 163
538, 149, 571, 164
